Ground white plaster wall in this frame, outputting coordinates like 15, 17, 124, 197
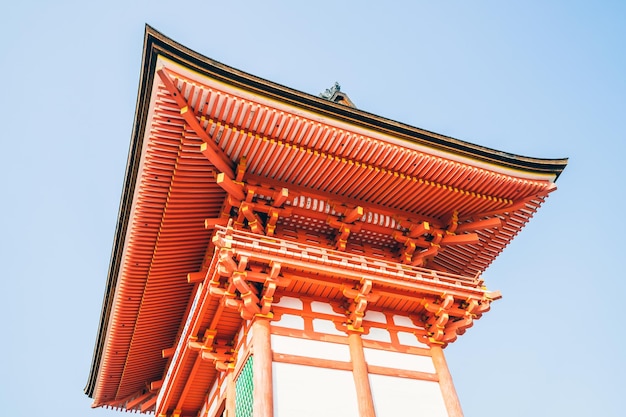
393, 314, 420, 328
363, 347, 436, 373
363, 310, 387, 323
275, 296, 303, 309
369, 374, 448, 417
310, 301, 341, 315
274, 313, 305, 330
271, 334, 350, 361
361, 326, 392, 343
397, 330, 430, 348
273, 363, 359, 417
312, 318, 344, 335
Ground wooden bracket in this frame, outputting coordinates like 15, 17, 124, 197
412, 293, 498, 347
271, 188, 289, 208
189, 336, 235, 372
342, 278, 374, 330
210, 239, 285, 319
216, 172, 245, 201
394, 211, 489, 267
341, 205, 364, 224
239, 202, 264, 234
327, 216, 361, 251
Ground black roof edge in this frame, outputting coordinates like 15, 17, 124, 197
86, 23, 568, 399
85, 25, 159, 398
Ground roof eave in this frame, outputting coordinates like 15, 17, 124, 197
141, 25, 567, 179
85, 26, 160, 400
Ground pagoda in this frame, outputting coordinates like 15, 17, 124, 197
85, 26, 567, 417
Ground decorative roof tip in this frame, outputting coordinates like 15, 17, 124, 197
320, 82, 356, 108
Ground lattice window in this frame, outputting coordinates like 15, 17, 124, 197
235, 356, 254, 417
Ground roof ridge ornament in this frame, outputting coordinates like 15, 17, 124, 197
320, 82, 341, 99
320, 81, 357, 108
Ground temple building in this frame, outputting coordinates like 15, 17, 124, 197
85, 26, 567, 417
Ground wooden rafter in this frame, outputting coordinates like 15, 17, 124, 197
203, 117, 517, 206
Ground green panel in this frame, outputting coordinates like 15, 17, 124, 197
235, 356, 254, 417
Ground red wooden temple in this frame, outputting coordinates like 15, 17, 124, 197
85, 26, 567, 417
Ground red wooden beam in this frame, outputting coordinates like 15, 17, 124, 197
455, 217, 502, 233
441, 233, 480, 246
140, 395, 157, 413
272, 187, 289, 207
125, 391, 153, 410
216, 172, 245, 201
156, 68, 235, 178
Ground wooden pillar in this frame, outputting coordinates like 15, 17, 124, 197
347, 332, 376, 417
252, 317, 273, 417
430, 345, 463, 417
225, 370, 236, 417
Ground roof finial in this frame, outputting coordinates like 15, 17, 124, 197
320, 82, 341, 100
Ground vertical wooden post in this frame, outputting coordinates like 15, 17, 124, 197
252, 317, 273, 417
430, 345, 463, 417
347, 332, 376, 417
225, 370, 236, 417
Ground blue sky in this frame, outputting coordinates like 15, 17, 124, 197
1, 1, 624, 416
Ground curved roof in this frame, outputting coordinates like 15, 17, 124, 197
85, 25, 567, 412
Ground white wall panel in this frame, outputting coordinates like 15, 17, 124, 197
393, 314, 421, 328
312, 318, 344, 335
271, 334, 350, 361
364, 348, 435, 373
369, 374, 448, 417
397, 331, 429, 348
275, 296, 303, 309
310, 301, 340, 315
274, 313, 305, 330
361, 326, 391, 343
273, 363, 359, 417
363, 310, 387, 323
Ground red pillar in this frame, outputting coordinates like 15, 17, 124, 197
225, 370, 236, 417
430, 345, 463, 417
347, 332, 376, 417
252, 317, 273, 417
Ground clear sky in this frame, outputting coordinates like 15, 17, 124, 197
1, 1, 624, 416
